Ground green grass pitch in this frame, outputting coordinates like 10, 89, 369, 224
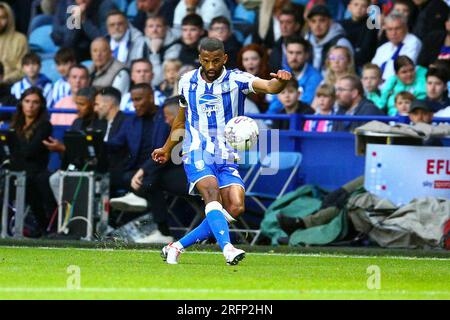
0, 245, 449, 300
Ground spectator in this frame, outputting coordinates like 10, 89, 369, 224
173, 0, 231, 32
10, 87, 55, 235
424, 67, 450, 112
208, 16, 240, 69
371, 12, 422, 82
394, 91, 415, 115
51, 0, 117, 61
132, 0, 179, 31
139, 16, 181, 87
237, 44, 271, 113
51, 65, 90, 126
392, 0, 417, 30
340, 0, 378, 69
305, 4, 354, 71
303, 83, 335, 132
362, 63, 385, 110
106, 10, 145, 67
0, 2, 28, 83
417, 12, 450, 67
412, 0, 449, 41
176, 14, 205, 67
158, 59, 182, 98
266, 36, 323, 113
110, 94, 187, 244
253, 0, 303, 50
332, 74, 385, 132
267, 7, 303, 72
51, 48, 77, 107
408, 99, 434, 125
43, 87, 104, 155
323, 45, 356, 87
88, 37, 130, 96
0, 61, 17, 121
380, 55, 427, 115
120, 58, 165, 112
272, 78, 314, 130
11, 52, 53, 107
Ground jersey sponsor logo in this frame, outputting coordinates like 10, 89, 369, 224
198, 94, 220, 117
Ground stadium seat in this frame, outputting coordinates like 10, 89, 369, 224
28, 14, 53, 35
81, 60, 93, 68
238, 151, 302, 245
233, 4, 256, 24
127, 0, 138, 19
238, 150, 260, 184
29, 25, 59, 56
41, 58, 60, 83
113, 0, 129, 11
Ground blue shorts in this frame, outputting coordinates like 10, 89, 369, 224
183, 151, 245, 195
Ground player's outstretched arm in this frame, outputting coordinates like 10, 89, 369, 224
152, 107, 186, 164
253, 70, 293, 95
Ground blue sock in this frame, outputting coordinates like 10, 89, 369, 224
206, 210, 231, 250
178, 219, 212, 248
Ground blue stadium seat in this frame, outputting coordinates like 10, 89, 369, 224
81, 60, 93, 68
233, 4, 256, 24
28, 14, 53, 35
127, 0, 138, 19
41, 58, 60, 83
29, 25, 59, 55
113, 0, 129, 11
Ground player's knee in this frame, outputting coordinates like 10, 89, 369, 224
227, 202, 245, 217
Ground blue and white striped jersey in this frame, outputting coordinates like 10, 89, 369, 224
178, 67, 258, 159
11, 74, 53, 108
51, 78, 71, 107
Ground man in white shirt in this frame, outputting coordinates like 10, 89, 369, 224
372, 12, 422, 83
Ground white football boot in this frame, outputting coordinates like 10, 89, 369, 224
223, 243, 246, 266
161, 243, 184, 264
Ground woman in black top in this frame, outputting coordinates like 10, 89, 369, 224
10, 87, 56, 235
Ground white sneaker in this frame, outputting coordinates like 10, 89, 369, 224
161, 243, 184, 264
110, 193, 148, 212
135, 229, 174, 244
223, 244, 246, 266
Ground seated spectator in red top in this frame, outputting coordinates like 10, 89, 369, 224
303, 83, 335, 132
332, 75, 385, 132
51, 0, 117, 61
51, 65, 90, 126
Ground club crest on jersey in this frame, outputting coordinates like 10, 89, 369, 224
199, 93, 219, 117
221, 81, 230, 93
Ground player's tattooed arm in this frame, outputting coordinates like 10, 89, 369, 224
152, 107, 186, 164
253, 70, 293, 94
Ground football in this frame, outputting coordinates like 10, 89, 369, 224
224, 116, 259, 151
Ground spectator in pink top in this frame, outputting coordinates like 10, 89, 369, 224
303, 83, 336, 132
50, 65, 90, 125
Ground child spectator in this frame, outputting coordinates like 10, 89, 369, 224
340, 0, 378, 69
158, 59, 182, 98
11, 52, 52, 107
177, 14, 205, 68
272, 79, 314, 130
394, 91, 415, 115
408, 99, 433, 124
362, 63, 385, 110
303, 83, 335, 132
52, 48, 77, 107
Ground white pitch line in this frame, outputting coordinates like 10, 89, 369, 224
1, 246, 450, 261
0, 287, 448, 297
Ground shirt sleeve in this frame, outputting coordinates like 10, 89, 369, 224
232, 70, 258, 95
178, 74, 189, 108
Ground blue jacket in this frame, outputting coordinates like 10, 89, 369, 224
107, 109, 170, 171
267, 64, 322, 113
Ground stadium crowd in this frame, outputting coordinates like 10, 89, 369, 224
0, 0, 449, 242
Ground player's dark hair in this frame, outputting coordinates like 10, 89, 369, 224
22, 52, 41, 66
199, 37, 225, 53
182, 14, 204, 29
96, 86, 122, 106
54, 47, 77, 65
210, 16, 231, 29
130, 82, 154, 94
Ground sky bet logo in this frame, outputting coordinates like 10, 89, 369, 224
199, 94, 219, 117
